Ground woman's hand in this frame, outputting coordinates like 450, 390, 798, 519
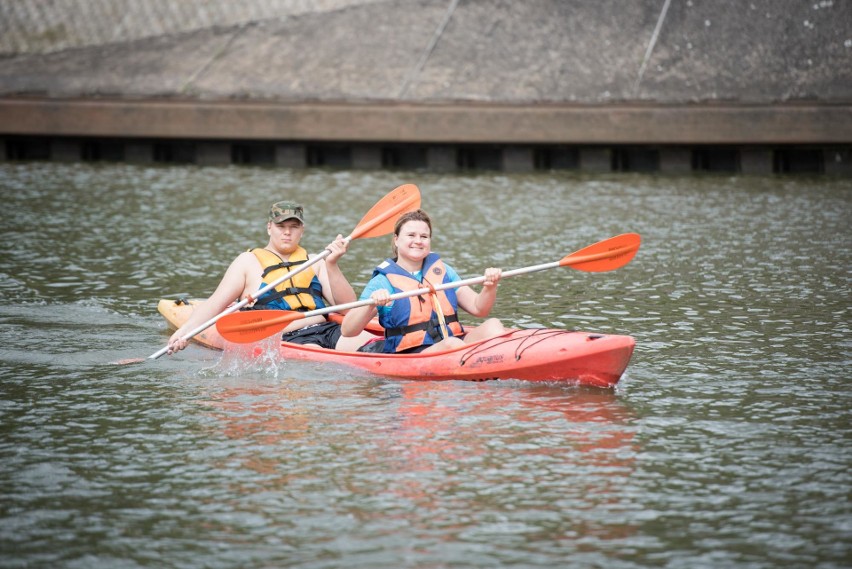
371, 289, 392, 306
482, 267, 502, 288
457, 267, 502, 318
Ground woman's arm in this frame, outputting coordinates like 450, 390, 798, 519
455, 267, 502, 317
340, 303, 379, 337
340, 276, 392, 337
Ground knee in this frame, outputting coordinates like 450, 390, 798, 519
481, 318, 507, 333
424, 337, 464, 353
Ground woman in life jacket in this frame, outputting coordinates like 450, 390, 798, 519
341, 209, 508, 353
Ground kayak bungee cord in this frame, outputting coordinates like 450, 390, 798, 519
513, 330, 578, 361
458, 329, 574, 366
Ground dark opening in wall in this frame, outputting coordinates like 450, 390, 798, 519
5, 137, 50, 160
693, 146, 740, 172
533, 146, 579, 170
2, 136, 848, 177
457, 146, 502, 171
153, 142, 195, 164
307, 145, 352, 168
613, 147, 659, 172
382, 147, 400, 168
82, 140, 124, 162
774, 148, 824, 173
382, 145, 427, 169
232, 143, 275, 165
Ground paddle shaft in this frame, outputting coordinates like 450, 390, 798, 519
215, 234, 639, 341
221, 257, 578, 334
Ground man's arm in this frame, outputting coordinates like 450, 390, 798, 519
166, 253, 252, 353
314, 234, 357, 306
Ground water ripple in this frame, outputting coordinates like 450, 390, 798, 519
1, 164, 850, 567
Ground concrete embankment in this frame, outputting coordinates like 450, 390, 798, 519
1, 0, 850, 174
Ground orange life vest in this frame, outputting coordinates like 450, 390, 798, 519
374, 254, 464, 352
250, 247, 325, 311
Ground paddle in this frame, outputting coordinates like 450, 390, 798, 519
144, 183, 422, 360
216, 233, 641, 344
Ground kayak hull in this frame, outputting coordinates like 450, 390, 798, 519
279, 330, 634, 387
158, 299, 634, 388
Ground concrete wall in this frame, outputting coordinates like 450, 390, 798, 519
0, 0, 384, 55
0, 0, 849, 161
1, 0, 849, 104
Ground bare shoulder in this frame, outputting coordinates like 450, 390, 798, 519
219, 251, 261, 279
233, 250, 261, 267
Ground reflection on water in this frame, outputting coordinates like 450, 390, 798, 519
170, 372, 642, 566
0, 163, 850, 567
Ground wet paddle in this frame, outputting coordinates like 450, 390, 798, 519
216, 233, 641, 344
140, 183, 421, 361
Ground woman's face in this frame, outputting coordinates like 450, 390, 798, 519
394, 220, 432, 262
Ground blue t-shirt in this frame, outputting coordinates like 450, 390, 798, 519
359, 262, 461, 318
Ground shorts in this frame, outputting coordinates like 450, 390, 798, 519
281, 320, 342, 350
357, 339, 385, 353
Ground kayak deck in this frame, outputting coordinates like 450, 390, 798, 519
158, 298, 634, 388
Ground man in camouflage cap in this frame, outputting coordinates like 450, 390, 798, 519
167, 200, 375, 353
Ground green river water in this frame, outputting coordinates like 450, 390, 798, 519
0, 162, 849, 568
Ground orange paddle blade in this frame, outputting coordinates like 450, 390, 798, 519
560, 233, 641, 272
327, 312, 383, 334
350, 184, 421, 239
216, 310, 304, 343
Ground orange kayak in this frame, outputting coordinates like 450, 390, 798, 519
158, 299, 635, 388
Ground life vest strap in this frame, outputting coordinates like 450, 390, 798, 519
261, 258, 307, 278
254, 286, 315, 305
244, 304, 314, 314
384, 313, 460, 339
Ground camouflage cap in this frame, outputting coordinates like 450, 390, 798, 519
268, 201, 305, 224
